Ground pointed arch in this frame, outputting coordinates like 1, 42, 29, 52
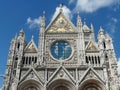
47, 79, 76, 90
18, 79, 43, 90
79, 79, 106, 90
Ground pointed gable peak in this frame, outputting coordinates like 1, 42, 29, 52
47, 66, 76, 85
105, 33, 112, 41
99, 26, 104, 34
46, 6, 76, 33
19, 68, 44, 85
90, 23, 94, 31
83, 22, 90, 31
31, 35, 34, 41
86, 41, 99, 52
105, 33, 111, 38
20, 28, 24, 33
59, 3, 63, 12
24, 36, 38, 53
79, 67, 104, 84
19, 28, 25, 37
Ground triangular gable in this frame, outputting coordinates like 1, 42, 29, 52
46, 11, 77, 33
86, 41, 99, 52
24, 39, 38, 53
79, 67, 104, 84
19, 67, 44, 85
47, 66, 76, 85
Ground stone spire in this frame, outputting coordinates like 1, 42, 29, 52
40, 11, 46, 28
98, 26, 105, 40
99, 26, 104, 34
90, 23, 95, 41
38, 11, 46, 65
77, 11, 82, 27
19, 28, 24, 37
90, 23, 94, 31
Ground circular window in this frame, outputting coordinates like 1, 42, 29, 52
51, 41, 72, 60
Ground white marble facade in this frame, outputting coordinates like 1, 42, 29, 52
2, 5, 120, 90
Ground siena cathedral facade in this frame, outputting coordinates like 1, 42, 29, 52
2, 5, 120, 90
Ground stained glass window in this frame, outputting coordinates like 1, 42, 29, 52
51, 41, 72, 60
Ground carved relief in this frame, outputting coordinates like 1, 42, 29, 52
68, 70, 75, 79
59, 70, 64, 77
47, 15, 74, 33
48, 70, 56, 79
38, 70, 45, 80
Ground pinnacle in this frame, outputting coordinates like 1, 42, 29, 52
20, 28, 24, 33
59, 3, 63, 12
42, 11, 46, 18
99, 26, 104, 32
31, 35, 34, 40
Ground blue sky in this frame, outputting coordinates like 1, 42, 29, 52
0, 0, 120, 88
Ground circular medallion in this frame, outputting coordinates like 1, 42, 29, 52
51, 41, 72, 61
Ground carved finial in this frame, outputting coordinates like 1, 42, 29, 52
77, 11, 82, 27
90, 23, 94, 31
43, 11, 45, 15
105, 33, 111, 40
20, 28, 24, 32
98, 26, 104, 36
84, 21, 86, 25
59, 3, 63, 8
31, 35, 34, 40
91, 23, 93, 28
42, 11, 45, 18
19, 28, 24, 36
99, 26, 104, 32
77, 11, 81, 19
40, 11, 46, 27
59, 3, 63, 12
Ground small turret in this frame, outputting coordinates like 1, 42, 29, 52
3, 36, 17, 90
98, 27, 105, 40
97, 27, 106, 50
38, 11, 46, 65
83, 22, 90, 31
105, 33, 113, 50
11, 29, 26, 90
19, 29, 24, 37
90, 23, 95, 41
90, 23, 94, 32
40, 11, 46, 28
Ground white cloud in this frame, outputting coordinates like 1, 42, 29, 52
26, 16, 41, 29
117, 58, 120, 75
0, 87, 2, 90
111, 17, 118, 23
74, 0, 117, 13
106, 17, 118, 34
68, 0, 75, 4
112, 0, 120, 12
51, 5, 72, 21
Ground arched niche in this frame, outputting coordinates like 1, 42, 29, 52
79, 79, 106, 90
18, 79, 42, 90
47, 79, 75, 90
